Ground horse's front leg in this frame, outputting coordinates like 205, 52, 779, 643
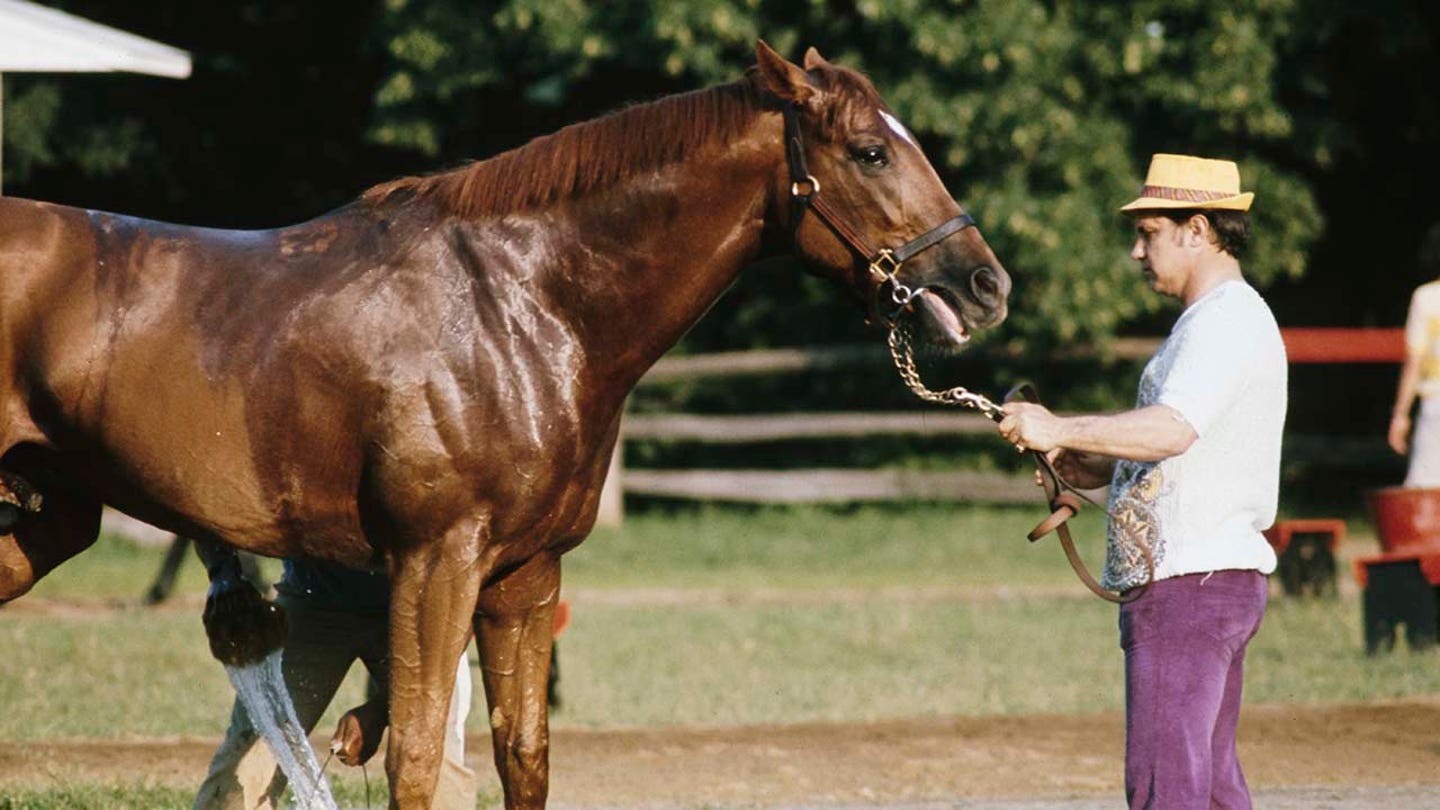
386, 518, 484, 809
475, 550, 561, 810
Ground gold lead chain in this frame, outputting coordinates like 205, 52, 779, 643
886, 325, 1004, 420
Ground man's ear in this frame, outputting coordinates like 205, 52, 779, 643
1185, 213, 1213, 248
755, 40, 816, 105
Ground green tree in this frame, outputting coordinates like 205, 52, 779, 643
10, 1, 1436, 410
369, 0, 1323, 370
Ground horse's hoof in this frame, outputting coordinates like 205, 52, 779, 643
202, 583, 289, 666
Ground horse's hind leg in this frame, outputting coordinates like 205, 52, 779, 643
0, 446, 102, 602
385, 518, 484, 809
475, 551, 561, 810
143, 535, 191, 604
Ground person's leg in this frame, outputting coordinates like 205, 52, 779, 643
281, 604, 367, 729
1208, 573, 1268, 809
192, 697, 281, 810
1406, 399, 1440, 486
1122, 572, 1263, 810
194, 604, 360, 809
433, 648, 479, 810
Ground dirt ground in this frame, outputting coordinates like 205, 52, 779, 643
4, 699, 1440, 808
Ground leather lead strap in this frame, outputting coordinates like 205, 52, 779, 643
1006, 383, 1155, 604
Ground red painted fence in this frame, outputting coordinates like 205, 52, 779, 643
1280, 328, 1405, 364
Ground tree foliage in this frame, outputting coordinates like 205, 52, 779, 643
5, 1, 1436, 391
365, 0, 1325, 360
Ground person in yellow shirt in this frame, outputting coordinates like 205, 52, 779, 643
1388, 224, 1440, 486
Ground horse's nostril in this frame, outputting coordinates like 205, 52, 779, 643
970, 266, 1001, 302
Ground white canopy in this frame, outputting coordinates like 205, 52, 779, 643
0, 0, 190, 78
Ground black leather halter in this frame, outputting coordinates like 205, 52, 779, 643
783, 102, 975, 321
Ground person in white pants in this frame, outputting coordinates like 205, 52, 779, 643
193, 558, 476, 810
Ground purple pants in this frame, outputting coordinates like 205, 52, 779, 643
1120, 570, 1268, 810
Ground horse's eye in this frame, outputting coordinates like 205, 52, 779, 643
852, 145, 889, 168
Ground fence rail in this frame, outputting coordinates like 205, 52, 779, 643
616, 339, 1152, 514
623, 468, 1045, 504
623, 411, 996, 443
605, 330, 1406, 519
638, 337, 1165, 385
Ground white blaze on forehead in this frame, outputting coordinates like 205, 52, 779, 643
880, 110, 917, 147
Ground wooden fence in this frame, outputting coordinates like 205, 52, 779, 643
596, 339, 1163, 523
599, 328, 1408, 524
617, 409, 1033, 505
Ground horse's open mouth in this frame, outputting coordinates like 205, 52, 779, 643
913, 288, 971, 346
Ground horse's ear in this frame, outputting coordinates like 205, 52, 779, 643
755, 40, 815, 105
802, 47, 831, 71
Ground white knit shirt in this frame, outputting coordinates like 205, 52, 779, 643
1102, 280, 1287, 591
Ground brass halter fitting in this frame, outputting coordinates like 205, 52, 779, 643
868, 249, 919, 307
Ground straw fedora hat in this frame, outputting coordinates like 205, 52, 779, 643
1120, 153, 1253, 213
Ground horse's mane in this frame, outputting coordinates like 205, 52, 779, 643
362, 77, 767, 218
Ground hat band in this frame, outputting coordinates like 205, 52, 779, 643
1137, 184, 1234, 203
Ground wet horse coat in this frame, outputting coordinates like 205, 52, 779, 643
0, 43, 1009, 808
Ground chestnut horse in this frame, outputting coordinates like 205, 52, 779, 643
0, 42, 1009, 807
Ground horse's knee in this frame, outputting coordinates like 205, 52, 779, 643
511, 732, 548, 781
387, 744, 450, 810
490, 711, 548, 782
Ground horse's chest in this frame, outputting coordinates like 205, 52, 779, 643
377, 389, 601, 508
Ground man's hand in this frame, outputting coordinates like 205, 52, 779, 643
997, 402, 1067, 454
331, 699, 388, 766
1045, 448, 1116, 491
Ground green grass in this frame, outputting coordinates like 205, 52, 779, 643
0, 784, 193, 810
22, 536, 283, 605
2, 502, 1436, 807
26, 502, 1379, 598
556, 597, 1125, 725
1249, 595, 1440, 704
0, 778, 412, 810
23, 504, 1102, 604
567, 502, 1113, 591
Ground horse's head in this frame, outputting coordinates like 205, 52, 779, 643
755, 41, 1010, 350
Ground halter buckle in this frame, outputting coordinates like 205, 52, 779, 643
790, 174, 820, 199
868, 249, 916, 308
869, 249, 901, 282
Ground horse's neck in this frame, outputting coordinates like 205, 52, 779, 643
528, 117, 783, 395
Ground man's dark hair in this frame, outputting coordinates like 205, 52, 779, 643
1163, 210, 1250, 259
